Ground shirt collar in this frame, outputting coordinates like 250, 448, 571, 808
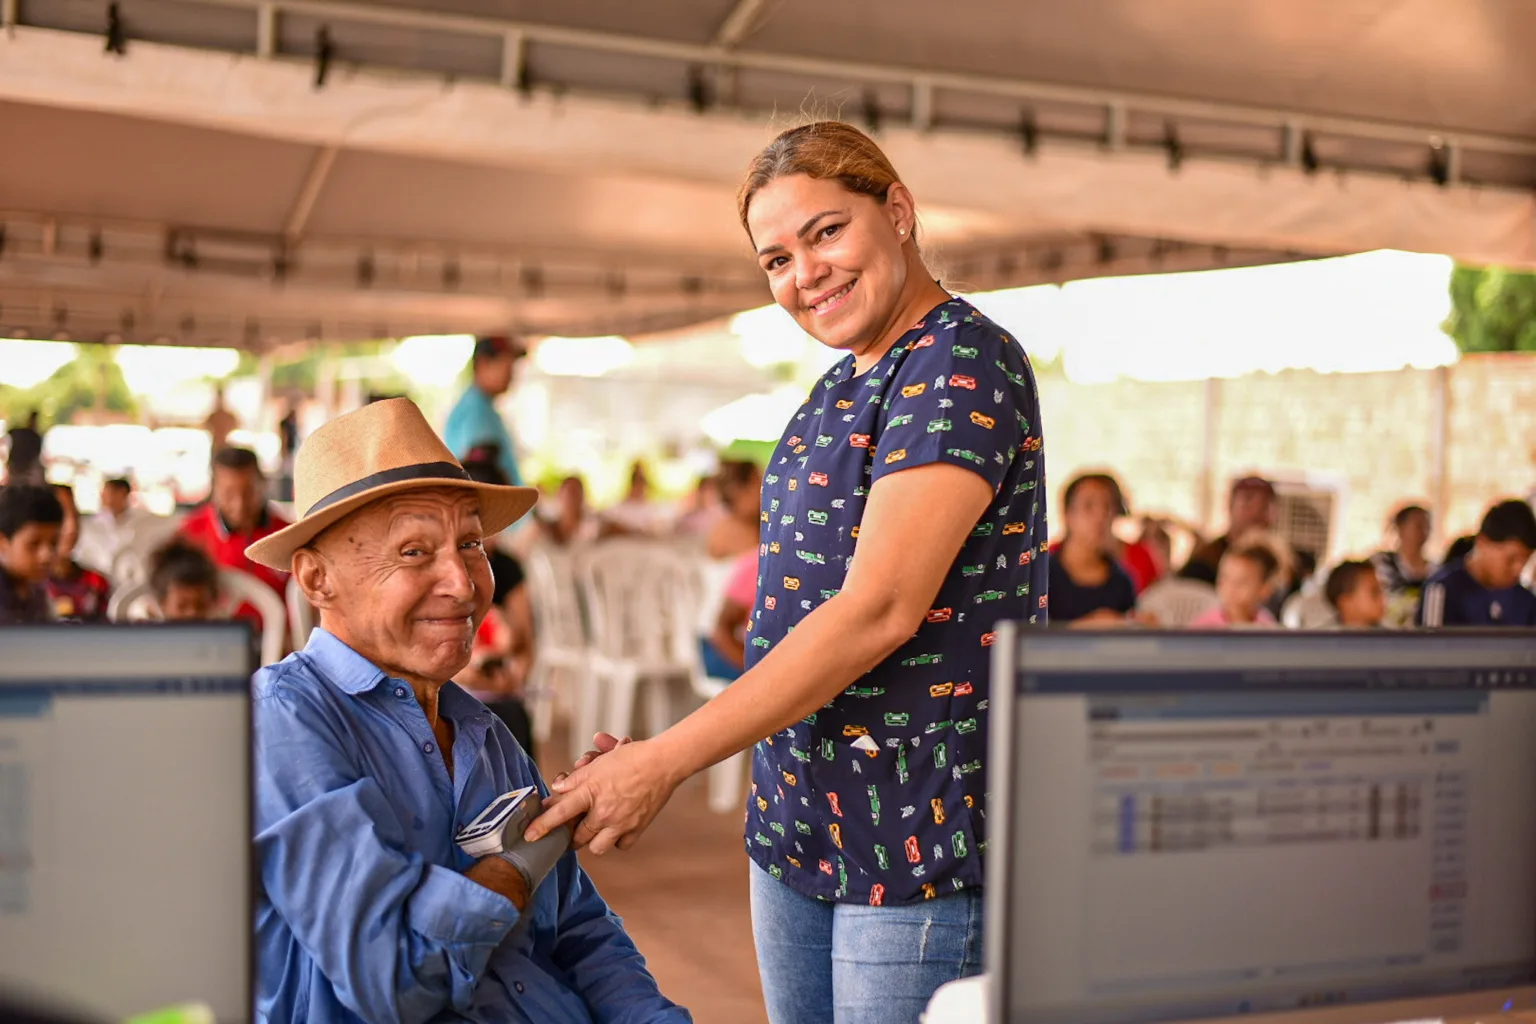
210, 502, 270, 540
302, 630, 482, 712
303, 628, 389, 695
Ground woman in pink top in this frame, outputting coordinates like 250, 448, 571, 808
702, 549, 759, 680
699, 460, 765, 680
1191, 541, 1282, 628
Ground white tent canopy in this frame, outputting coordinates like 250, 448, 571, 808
1, 0, 1531, 349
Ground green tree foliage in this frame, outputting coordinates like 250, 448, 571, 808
1443, 265, 1536, 353
0, 345, 138, 429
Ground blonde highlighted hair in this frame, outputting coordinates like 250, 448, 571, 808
736, 120, 916, 248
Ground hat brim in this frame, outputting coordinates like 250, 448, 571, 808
245, 479, 539, 572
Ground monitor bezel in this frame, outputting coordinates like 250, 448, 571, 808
0, 620, 258, 1023
987, 626, 1536, 1024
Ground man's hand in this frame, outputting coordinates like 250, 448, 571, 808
524, 738, 680, 855
467, 854, 531, 911
552, 732, 631, 787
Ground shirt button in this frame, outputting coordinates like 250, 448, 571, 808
515, 982, 525, 994
394, 686, 408, 699
423, 741, 435, 754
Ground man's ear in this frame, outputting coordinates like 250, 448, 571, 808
291, 547, 336, 610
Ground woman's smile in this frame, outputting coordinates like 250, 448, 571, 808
808, 280, 858, 317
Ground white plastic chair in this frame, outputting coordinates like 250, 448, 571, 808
286, 576, 315, 651
108, 568, 287, 666
1281, 588, 1338, 629
106, 579, 160, 623
523, 543, 593, 750
1136, 577, 1220, 627
110, 546, 151, 589
688, 554, 752, 814
106, 512, 187, 589
577, 540, 698, 743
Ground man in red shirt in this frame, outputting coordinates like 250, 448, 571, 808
179, 446, 291, 616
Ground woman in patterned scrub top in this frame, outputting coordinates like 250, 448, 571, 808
528, 121, 1048, 1023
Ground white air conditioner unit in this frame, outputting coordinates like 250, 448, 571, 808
1267, 474, 1347, 576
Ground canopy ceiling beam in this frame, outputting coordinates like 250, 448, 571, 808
1, 29, 1529, 268
283, 143, 341, 247
5, 1, 1533, 169
713, 0, 781, 49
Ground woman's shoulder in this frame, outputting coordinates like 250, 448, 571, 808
889, 298, 1032, 382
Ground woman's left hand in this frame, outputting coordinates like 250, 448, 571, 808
525, 738, 682, 854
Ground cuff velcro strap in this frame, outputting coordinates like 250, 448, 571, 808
497, 823, 572, 894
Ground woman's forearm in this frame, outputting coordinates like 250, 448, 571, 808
654, 589, 911, 783
653, 463, 992, 787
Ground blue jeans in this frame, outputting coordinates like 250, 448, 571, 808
749, 861, 984, 1024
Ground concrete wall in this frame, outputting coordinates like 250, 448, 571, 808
1037, 354, 1536, 557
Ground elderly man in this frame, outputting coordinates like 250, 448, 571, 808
245, 399, 689, 1024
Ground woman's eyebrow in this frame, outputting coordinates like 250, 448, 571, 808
755, 209, 847, 257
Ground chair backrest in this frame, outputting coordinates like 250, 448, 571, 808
1136, 577, 1220, 628
107, 579, 159, 622
693, 557, 739, 638
1282, 588, 1339, 629
110, 570, 285, 667
286, 576, 315, 651
577, 540, 702, 666
523, 543, 589, 652
111, 546, 151, 589
218, 570, 287, 667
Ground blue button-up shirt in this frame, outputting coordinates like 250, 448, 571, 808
254, 629, 690, 1024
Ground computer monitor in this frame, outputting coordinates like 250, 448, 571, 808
0, 623, 254, 1022
986, 628, 1536, 1024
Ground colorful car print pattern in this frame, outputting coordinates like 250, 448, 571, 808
745, 296, 1048, 906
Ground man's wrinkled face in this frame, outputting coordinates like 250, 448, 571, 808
307, 489, 493, 685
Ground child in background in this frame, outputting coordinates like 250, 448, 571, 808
1191, 541, 1281, 628
1325, 560, 1387, 628
150, 540, 221, 621
0, 485, 64, 624
1418, 500, 1536, 627
45, 483, 112, 622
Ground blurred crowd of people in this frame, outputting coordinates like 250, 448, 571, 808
1044, 470, 1536, 631
5, 331, 1534, 680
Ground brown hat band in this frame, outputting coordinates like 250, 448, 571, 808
306, 461, 470, 516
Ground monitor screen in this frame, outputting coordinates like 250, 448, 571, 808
0, 623, 254, 1022
986, 629, 1536, 1024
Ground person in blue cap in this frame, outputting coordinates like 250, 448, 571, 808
444, 335, 526, 489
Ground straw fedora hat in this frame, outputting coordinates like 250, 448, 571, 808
246, 398, 538, 571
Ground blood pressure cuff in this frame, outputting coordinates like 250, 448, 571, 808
498, 802, 572, 895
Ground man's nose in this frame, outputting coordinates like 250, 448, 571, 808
436, 550, 476, 603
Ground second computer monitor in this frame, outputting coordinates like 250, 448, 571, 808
0, 623, 254, 1022
987, 629, 1536, 1024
